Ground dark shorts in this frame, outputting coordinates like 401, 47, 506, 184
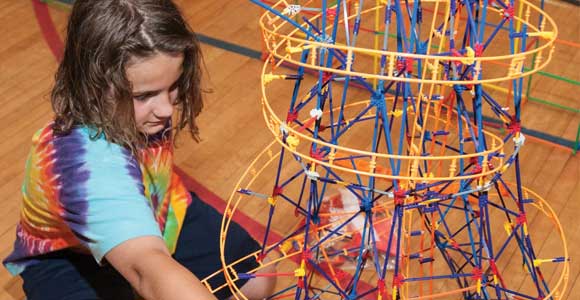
20, 192, 260, 300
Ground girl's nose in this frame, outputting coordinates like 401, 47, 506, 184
154, 92, 174, 118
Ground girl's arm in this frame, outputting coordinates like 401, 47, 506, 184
105, 236, 217, 300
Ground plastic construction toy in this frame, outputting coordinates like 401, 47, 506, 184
201, 0, 569, 299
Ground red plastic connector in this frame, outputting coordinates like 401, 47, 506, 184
286, 110, 299, 123
516, 213, 527, 225
273, 185, 284, 196
393, 274, 405, 287
508, 116, 521, 134
377, 279, 386, 295
503, 5, 514, 20
405, 58, 413, 74
323, 71, 333, 83
451, 239, 460, 250
326, 9, 336, 20
490, 259, 499, 276
310, 147, 325, 160
257, 252, 266, 262
394, 189, 406, 205
472, 267, 483, 280
475, 43, 484, 57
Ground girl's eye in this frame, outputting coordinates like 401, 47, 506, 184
134, 95, 150, 102
133, 81, 178, 102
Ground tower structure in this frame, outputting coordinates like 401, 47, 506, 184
204, 0, 570, 299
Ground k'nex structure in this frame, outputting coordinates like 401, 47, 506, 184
202, 0, 570, 299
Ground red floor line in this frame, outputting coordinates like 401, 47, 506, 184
32, 0, 64, 61
174, 166, 275, 242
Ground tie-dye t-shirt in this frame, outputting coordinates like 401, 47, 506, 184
3, 123, 192, 275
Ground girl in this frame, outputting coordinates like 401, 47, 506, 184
3, 1, 274, 299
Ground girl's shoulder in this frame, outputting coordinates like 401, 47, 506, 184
32, 122, 103, 144
30, 123, 174, 166
31, 122, 137, 165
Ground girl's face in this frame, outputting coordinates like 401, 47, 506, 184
126, 52, 184, 135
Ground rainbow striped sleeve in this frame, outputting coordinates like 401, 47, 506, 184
4, 126, 162, 275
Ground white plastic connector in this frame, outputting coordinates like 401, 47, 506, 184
282, 4, 301, 17
513, 133, 526, 147
305, 170, 320, 180
279, 123, 289, 135
481, 181, 493, 192
310, 108, 323, 120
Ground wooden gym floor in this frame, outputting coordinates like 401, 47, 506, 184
0, 0, 578, 299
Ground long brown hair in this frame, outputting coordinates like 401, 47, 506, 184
52, 0, 203, 149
